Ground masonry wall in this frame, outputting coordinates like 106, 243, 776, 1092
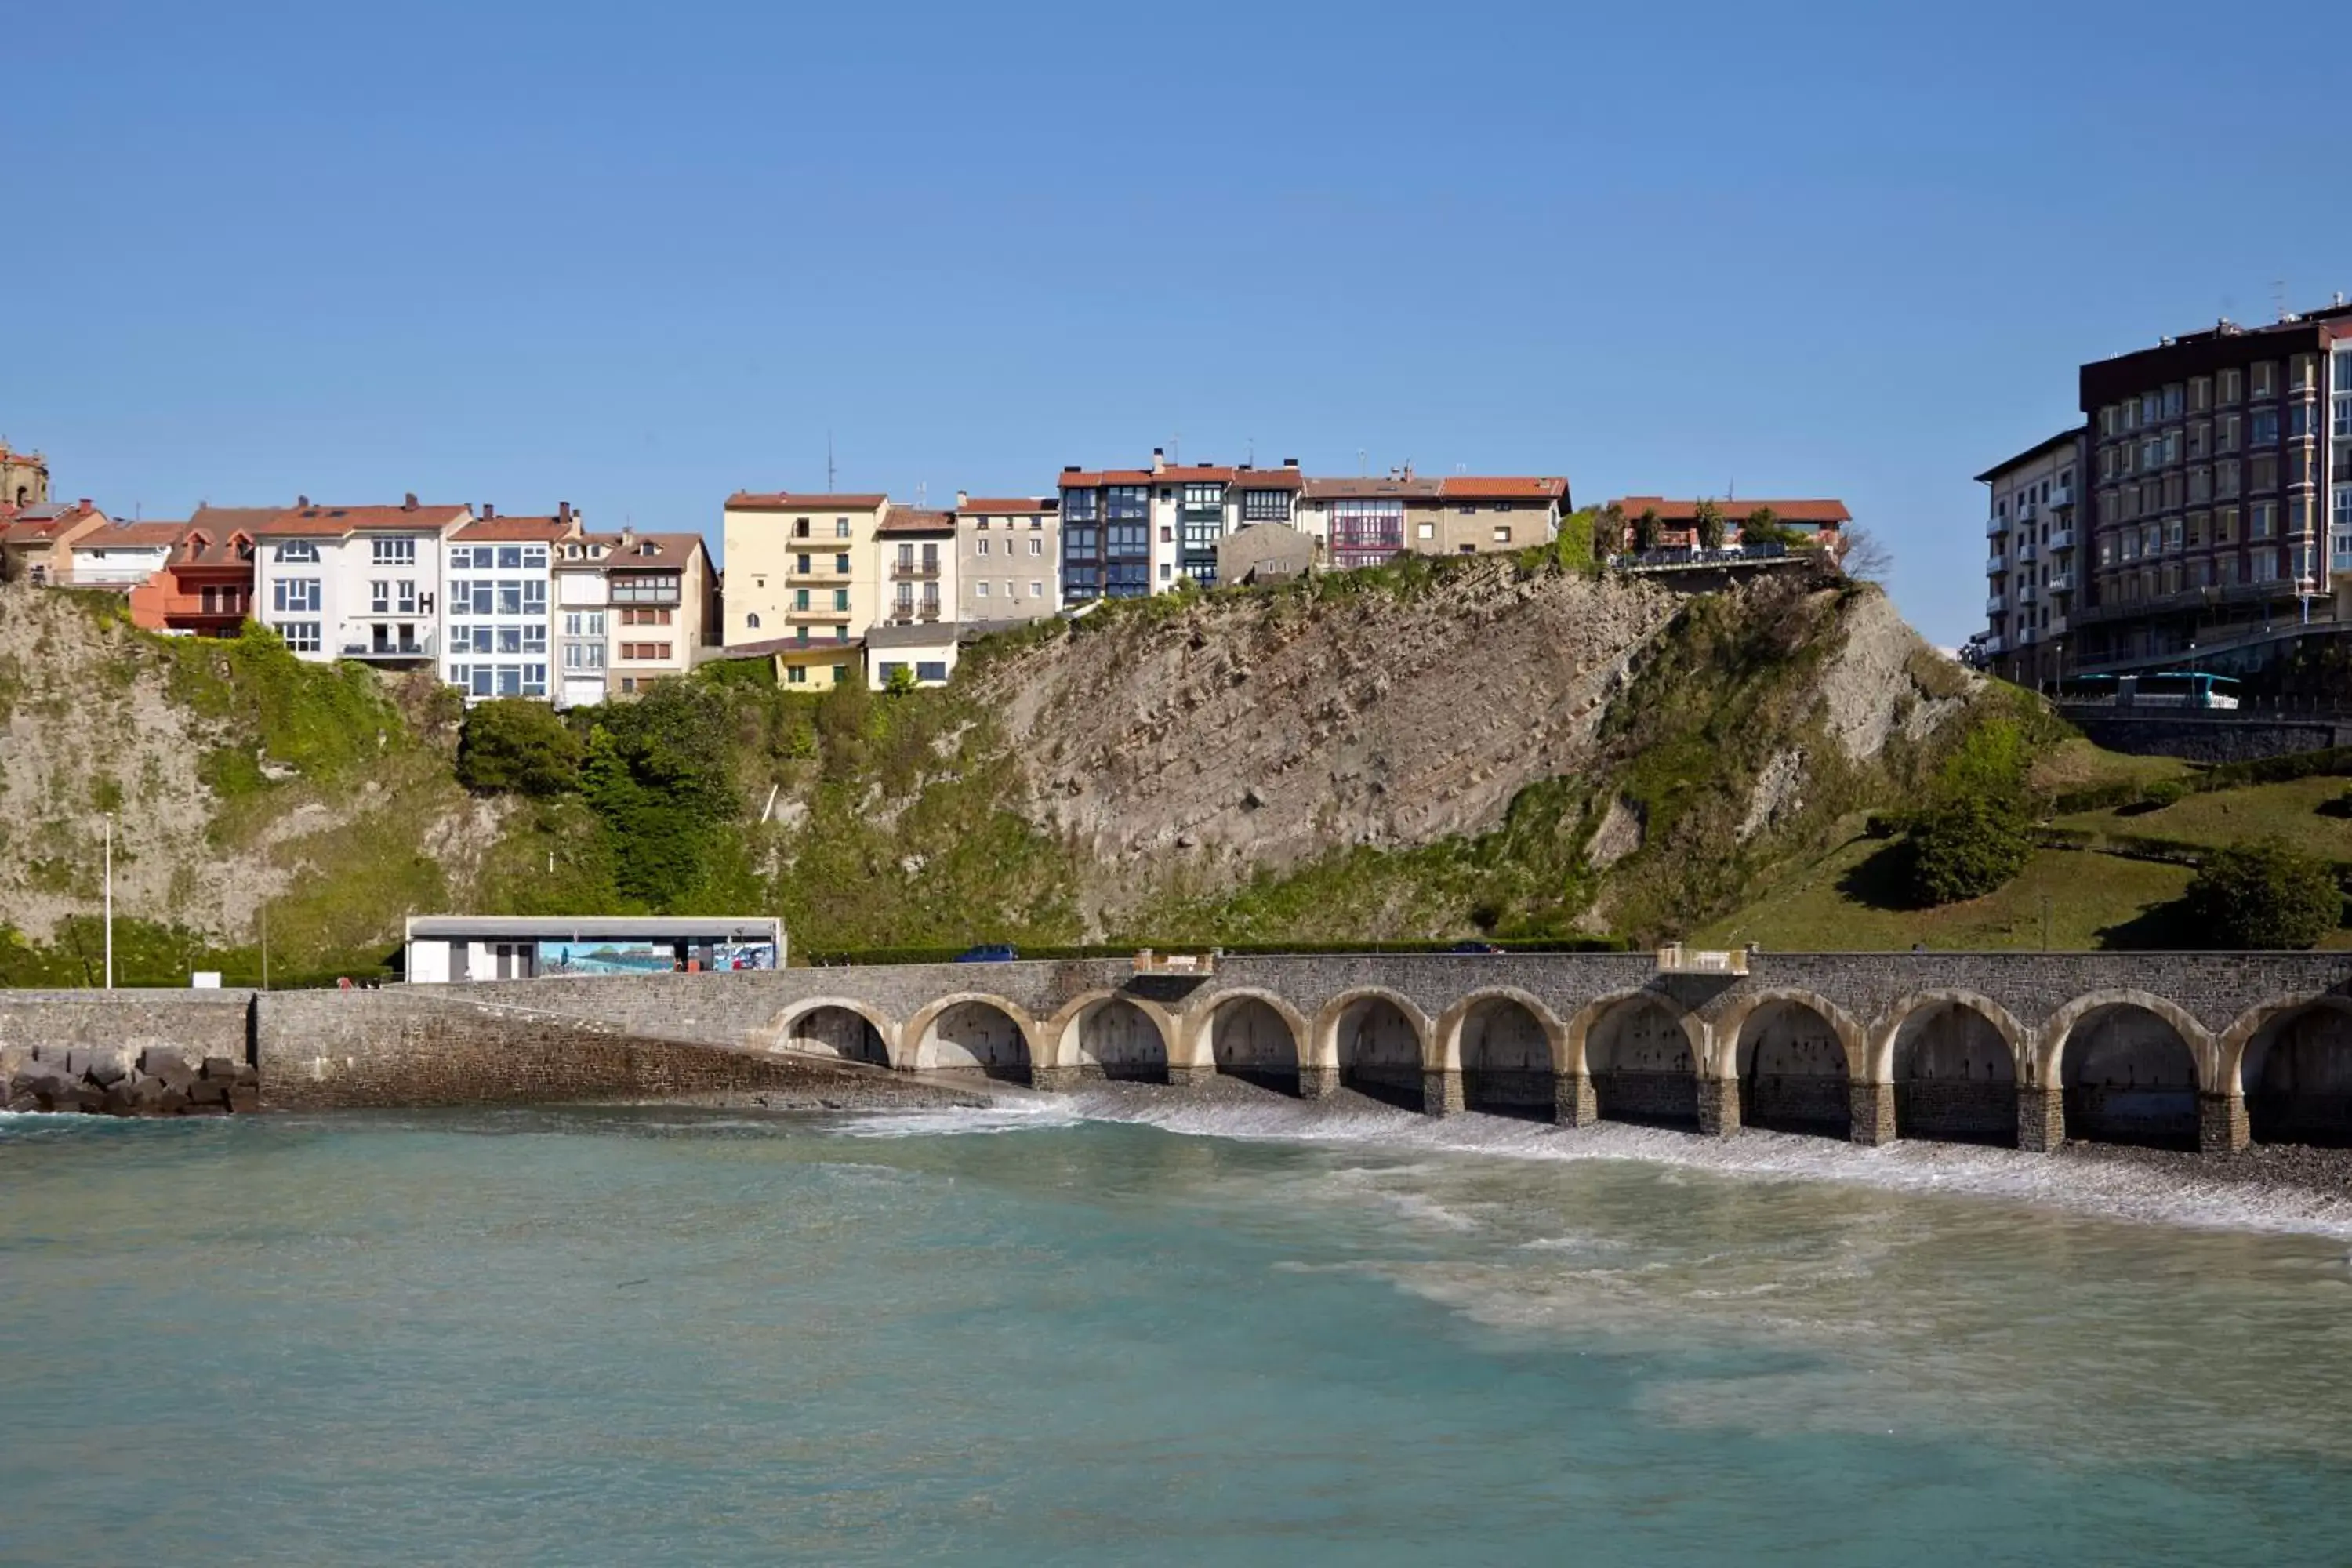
0, 990, 254, 1063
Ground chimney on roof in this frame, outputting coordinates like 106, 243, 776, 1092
558, 500, 572, 525
955, 489, 968, 508
78, 498, 92, 510
1151, 448, 1167, 474
481, 503, 495, 521
619, 525, 635, 550
1283, 457, 1299, 469
402, 492, 418, 512
297, 494, 310, 509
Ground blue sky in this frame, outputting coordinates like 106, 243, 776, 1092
8, 0, 2347, 646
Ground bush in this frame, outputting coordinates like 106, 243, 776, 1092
2183, 838, 2343, 949
456, 699, 582, 796
2141, 778, 2190, 810
1906, 795, 2033, 906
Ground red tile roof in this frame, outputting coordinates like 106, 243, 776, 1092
954, 496, 1058, 515
169, 526, 260, 571
1232, 469, 1305, 492
254, 503, 470, 538
877, 506, 954, 535
1301, 476, 1443, 499
1152, 465, 1236, 483
1, 503, 106, 543
1610, 496, 1852, 526
600, 532, 706, 568
1440, 476, 1570, 502
726, 491, 888, 510
1056, 470, 1156, 488
452, 514, 579, 543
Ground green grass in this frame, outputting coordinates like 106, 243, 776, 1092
2054, 777, 2352, 862
1695, 835, 2199, 951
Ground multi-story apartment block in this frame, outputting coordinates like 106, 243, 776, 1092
1055, 464, 1158, 603
128, 507, 267, 637
1973, 432, 2085, 687
721, 490, 887, 689
871, 507, 960, 688
553, 533, 615, 709
252, 495, 469, 666
952, 493, 1059, 622
2071, 301, 2352, 673
1296, 474, 1439, 568
440, 506, 582, 700
64, 519, 193, 586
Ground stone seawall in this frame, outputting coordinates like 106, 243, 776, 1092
252, 989, 977, 1112
0, 989, 254, 1064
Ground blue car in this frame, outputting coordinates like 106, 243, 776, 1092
955, 943, 1018, 963
1447, 940, 1504, 954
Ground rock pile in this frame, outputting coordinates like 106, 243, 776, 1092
3, 1044, 260, 1116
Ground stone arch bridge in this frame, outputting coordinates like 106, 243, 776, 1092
451, 951, 2352, 1155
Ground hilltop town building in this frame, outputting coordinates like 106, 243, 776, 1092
952, 493, 1059, 622
126, 508, 266, 637
439, 507, 580, 700
720, 491, 888, 689
1, 500, 109, 584
251, 495, 470, 667
1605, 497, 1852, 553
0, 441, 49, 510
1973, 430, 2085, 687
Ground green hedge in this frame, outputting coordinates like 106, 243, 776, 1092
796, 935, 1632, 967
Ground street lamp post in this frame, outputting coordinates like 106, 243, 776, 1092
103, 812, 114, 990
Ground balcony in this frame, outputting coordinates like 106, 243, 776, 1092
2050, 482, 2075, 510
1986, 553, 2007, 575
2019, 498, 2040, 522
890, 560, 942, 580
1985, 515, 2009, 538
786, 606, 844, 625
2017, 626, 2040, 647
2048, 570, 2075, 593
339, 627, 437, 662
2018, 583, 2040, 605
2048, 612, 2069, 635
2047, 527, 2075, 551
786, 564, 839, 584
1981, 634, 2006, 655
1985, 593, 2006, 615
2016, 540, 2039, 564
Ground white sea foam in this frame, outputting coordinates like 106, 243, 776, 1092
1047, 1083, 2352, 1240
830, 1099, 1087, 1140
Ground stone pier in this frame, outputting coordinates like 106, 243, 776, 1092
1553, 1073, 1598, 1127
2198, 1093, 2250, 1154
1695, 1077, 1741, 1138
2016, 1086, 2065, 1152
1421, 1069, 1465, 1117
1849, 1081, 1898, 1146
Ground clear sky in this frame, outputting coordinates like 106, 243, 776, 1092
9, 0, 2348, 646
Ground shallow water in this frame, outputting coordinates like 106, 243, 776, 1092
6, 1094, 2352, 1565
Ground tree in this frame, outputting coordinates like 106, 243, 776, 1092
1592, 503, 1628, 557
1693, 499, 1726, 551
2183, 838, 2342, 949
1632, 507, 1663, 553
1740, 506, 1799, 552
456, 699, 582, 796
1906, 794, 2033, 906
882, 663, 918, 697
1839, 526, 1893, 581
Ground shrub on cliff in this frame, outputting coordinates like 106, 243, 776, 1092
2183, 838, 2342, 949
457, 699, 582, 796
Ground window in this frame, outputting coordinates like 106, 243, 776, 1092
834, 518, 851, 539
787, 665, 807, 684
497, 546, 522, 569
1105, 485, 1149, 521
609, 573, 679, 604
1106, 522, 1148, 557
1242, 489, 1290, 523
274, 541, 319, 563
1160, 525, 1174, 543
1491, 526, 1512, 543
835, 553, 849, 573
2252, 361, 2278, 398
2216, 506, 2239, 543
977, 537, 989, 557
274, 577, 321, 612
563, 642, 605, 670
370, 580, 390, 613
1031, 580, 1043, 598
794, 517, 811, 538
833, 588, 849, 612
523, 546, 546, 569
916, 661, 947, 683
1181, 482, 1222, 513
372, 538, 417, 567
2252, 408, 2280, 446
497, 582, 523, 615
2252, 501, 2278, 539
470, 626, 494, 654
1029, 537, 1042, 556
620, 606, 671, 626
1062, 489, 1099, 523
2220, 368, 2242, 405
2291, 401, 2318, 440
272, 620, 321, 652
794, 588, 810, 611
523, 626, 547, 654
1417, 521, 1436, 540
833, 665, 850, 685
878, 661, 909, 684
975, 580, 989, 597
498, 626, 523, 654
1160, 564, 1173, 580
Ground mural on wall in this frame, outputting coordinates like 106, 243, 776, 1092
538, 941, 676, 976
710, 942, 777, 971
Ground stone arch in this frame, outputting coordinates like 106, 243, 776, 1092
1875, 993, 2020, 1145
771, 996, 898, 1068
1575, 990, 1703, 1128
1312, 988, 1432, 1111
1186, 989, 1308, 1092
2226, 995, 2352, 1148
900, 993, 1040, 1081
2045, 993, 2205, 1149
1044, 989, 1177, 1083
1726, 993, 1856, 1139
1708, 989, 1867, 1083
1436, 989, 1564, 1120
2037, 989, 2215, 1091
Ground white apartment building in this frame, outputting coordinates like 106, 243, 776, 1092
554, 535, 614, 709
550, 528, 714, 706
441, 507, 581, 700
1974, 429, 2085, 688
252, 496, 469, 666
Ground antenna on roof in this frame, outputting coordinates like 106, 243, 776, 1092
917, 480, 927, 507
826, 430, 837, 493
1358, 448, 1367, 477
2274, 278, 2289, 321
1247, 437, 1255, 467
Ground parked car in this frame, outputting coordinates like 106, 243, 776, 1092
1446, 940, 1505, 954
955, 943, 1018, 963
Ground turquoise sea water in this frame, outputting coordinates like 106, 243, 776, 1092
8, 1091, 2352, 1565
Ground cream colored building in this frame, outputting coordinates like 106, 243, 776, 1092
722, 490, 887, 691
551, 528, 716, 706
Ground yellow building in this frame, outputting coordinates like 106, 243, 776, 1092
721, 490, 890, 689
